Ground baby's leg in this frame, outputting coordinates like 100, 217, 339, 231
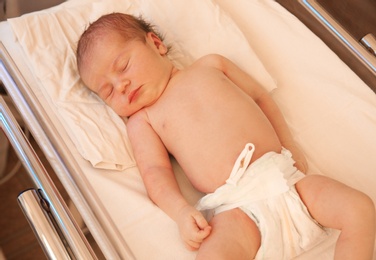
296, 175, 375, 259
196, 208, 261, 260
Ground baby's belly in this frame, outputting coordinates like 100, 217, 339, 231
156, 71, 283, 192
175, 126, 282, 193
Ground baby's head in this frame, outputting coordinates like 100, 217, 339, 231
76, 13, 174, 117
76, 13, 166, 75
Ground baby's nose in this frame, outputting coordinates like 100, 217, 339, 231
115, 79, 131, 94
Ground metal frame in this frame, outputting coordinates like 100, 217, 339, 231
0, 41, 132, 259
299, 0, 376, 76
17, 189, 74, 259
0, 51, 97, 259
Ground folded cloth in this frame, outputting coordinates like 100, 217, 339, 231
196, 144, 331, 259
8, 0, 276, 170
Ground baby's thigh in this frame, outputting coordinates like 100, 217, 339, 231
197, 208, 261, 260
295, 174, 373, 229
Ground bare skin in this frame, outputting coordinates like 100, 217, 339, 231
80, 30, 375, 259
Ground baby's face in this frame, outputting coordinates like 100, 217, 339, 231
80, 31, 173, 117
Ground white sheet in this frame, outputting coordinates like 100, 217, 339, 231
1, 0, 376, 259
8, 0, 277, 171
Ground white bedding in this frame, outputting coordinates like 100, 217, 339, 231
7, 0, 276, 171
1, 0, 376, 259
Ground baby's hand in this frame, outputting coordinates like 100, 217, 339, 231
176, 205, 212, 251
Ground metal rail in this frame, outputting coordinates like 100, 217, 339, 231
18, 189, 73, 259
0, 38, 134, 259
0, 94, 97, 260
299, 0, 376, 75
0, 41, 103, 259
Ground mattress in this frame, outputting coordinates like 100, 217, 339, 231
0, 0, 375, 259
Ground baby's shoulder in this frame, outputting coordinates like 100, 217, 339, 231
128, 109, 149, 126
192, 53, 227, 69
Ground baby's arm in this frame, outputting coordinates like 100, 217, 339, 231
127, 112, 211, 250
250, 84, 308, 172
200, 54, 308, 172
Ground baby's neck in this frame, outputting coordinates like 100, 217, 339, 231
170, 66, 180, 79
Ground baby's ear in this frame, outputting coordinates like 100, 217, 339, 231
147, 32, 168, 55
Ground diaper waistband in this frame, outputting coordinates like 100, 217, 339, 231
196, 144, 305, 213
226, 144, 297, 186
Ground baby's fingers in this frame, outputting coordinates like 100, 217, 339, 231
185, 227, 211, 251
195, 213, 209, 230
197, 225, 212, 240
185, 240, 201, 251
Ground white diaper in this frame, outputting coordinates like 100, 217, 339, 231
196, 144, 330, 259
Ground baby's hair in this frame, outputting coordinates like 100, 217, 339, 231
76, 12, 167, 73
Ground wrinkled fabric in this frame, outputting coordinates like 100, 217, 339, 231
196, 144, 330, 259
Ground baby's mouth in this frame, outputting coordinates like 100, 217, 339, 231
128, 86, 141, 103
